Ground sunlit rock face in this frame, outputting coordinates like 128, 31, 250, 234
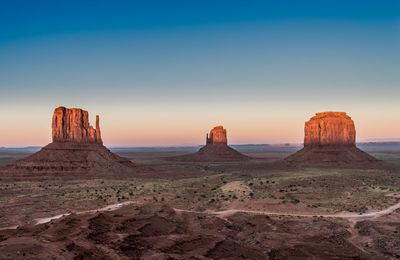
206, 126, 227, 145
52, 107, 102, 145
304, 112, 355, 147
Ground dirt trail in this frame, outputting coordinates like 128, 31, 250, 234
35, 201, 139, 224
2, 193, 399, 231
174, 194, 399, 258
346, 219, 370, 255
174, 199, 400, 219
175, 193, 400, 219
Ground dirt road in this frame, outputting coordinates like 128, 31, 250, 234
2, 193, 399, 230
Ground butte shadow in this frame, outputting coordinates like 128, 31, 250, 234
0, 106, 137, 179
166, 126, 250, 162
283, 112, 381, 168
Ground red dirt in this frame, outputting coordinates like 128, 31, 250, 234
0, 142, 138, 180
283, 145, 382, 167
167, 144, 250, 162
0, 203, 371, 260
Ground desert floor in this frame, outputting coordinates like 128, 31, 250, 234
0, 144, 399, 259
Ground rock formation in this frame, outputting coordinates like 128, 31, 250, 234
52, 107, 102, 144
206, 126, 227, 145
167, 125, 249, 162
0, 107, 137, 178
304, 112, 355, 146
284, 112, 380, 167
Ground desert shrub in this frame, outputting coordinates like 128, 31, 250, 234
284, 194, 300, 204
291, 198, 300, 204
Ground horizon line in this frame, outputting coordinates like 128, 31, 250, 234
2, 140, 400, 149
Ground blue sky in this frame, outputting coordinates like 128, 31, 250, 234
0, 1, 399, 146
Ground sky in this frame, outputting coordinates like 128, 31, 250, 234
0, 0, 399, 146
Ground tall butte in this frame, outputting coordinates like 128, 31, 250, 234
52, 107, 103, 144
284, 112, 380, 167
206, 126, 227, 145
168, 125, 249, 162
0, 106, 136, 178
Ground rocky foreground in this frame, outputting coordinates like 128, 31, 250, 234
0, 203, 377, 260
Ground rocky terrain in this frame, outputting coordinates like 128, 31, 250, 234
0, 203, 372, 260
0, 107, 137, 179
0, 144, 400, 259
168, 126, 249, 162
284, 112, 381, 167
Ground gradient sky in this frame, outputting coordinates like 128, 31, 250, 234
0, 1, 399, 146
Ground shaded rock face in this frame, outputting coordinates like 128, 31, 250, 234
52, 107, 102, 145
284, 112, 380, 167
304, 112, 355, 147
206, 126, 227, 145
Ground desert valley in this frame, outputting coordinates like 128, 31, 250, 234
0, 107, 399, 259
1, 2, 399, 259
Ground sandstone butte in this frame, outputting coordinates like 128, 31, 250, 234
167, 125, 249, 162
0, 106, 136, 178
52, 106, 102, 144
206, 126, 228, 145
304, 112, 355, 146
284, 111, 380, 167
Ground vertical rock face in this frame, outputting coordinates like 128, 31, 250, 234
206, 126, 227, 145
52, 107, 102, 144
304, 112, 355, 147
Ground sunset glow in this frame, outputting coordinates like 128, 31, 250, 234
0, 1, 399, 146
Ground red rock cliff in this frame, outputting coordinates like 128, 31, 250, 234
206, 126, 227, 145
304, 112, 355, 146
52, 107, 102, 144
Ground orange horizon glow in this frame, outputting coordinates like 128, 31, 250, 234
1, 103, 399, 147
